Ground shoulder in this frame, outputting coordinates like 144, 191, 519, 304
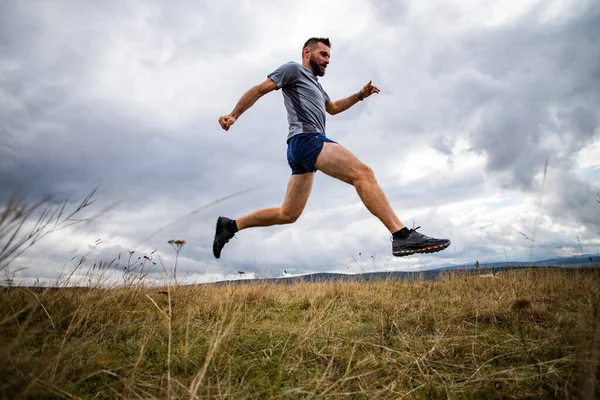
268, 61, 303, 89
269, 61, 302, 75
281, 61, 302, 71
275, 61, 300, 68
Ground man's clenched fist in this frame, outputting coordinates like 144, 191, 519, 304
218, 115, 236, 131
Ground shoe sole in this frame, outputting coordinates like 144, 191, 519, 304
393, 241, 451, 257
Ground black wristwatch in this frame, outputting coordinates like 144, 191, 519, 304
356, 91, 364, 101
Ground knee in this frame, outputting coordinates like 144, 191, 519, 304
279, 209, 301, 224
352, 163, 375, 184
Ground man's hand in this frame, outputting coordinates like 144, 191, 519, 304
327, 80, 382, 115
359, 80, 380, 99
218, 115, 237, 131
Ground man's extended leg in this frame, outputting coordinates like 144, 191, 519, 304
314, 142, 403, 233
314, 142, 450, 256
212, 173, 314, 258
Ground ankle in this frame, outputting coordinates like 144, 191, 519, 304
392, 227, 410, 239
226, 219, 238, 233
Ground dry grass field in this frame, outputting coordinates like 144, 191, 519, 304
1, 267, 599, 399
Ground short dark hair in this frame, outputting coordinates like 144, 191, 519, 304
302, 37, 331, 53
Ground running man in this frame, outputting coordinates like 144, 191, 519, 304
214, 37, 450, 259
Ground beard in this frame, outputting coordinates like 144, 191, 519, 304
309, 54, 326, 77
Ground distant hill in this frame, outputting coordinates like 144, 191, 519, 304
210, 254, 599, 286
470, 255, 597, 269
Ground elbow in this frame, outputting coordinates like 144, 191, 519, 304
327, 103, 339, 115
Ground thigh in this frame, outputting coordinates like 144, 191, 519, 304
287, 133, 333, 174
281, 172, 315, 215
313, 142, 365, 184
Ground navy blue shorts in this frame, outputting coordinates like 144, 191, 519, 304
287, 133, 337, 175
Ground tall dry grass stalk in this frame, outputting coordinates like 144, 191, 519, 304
0, 267, 598, 398
0, 188, 97, 282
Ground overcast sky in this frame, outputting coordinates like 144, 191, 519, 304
1, 0, 599, 285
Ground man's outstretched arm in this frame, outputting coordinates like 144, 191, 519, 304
218, 78, 278, 131
326, 80, 380, 116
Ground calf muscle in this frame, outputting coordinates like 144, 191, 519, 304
314, 143, 405, 233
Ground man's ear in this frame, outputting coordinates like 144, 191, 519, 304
302, 47, 310, 59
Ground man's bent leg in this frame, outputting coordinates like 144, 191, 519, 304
314, 142, 404, 234
236, 172, 314, 230
213, 173, 314, 259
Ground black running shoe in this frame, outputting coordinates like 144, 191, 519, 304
392, 226, 450, 257
213, 216, 235, 259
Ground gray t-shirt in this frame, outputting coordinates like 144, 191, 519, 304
267, 61, 331, 141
